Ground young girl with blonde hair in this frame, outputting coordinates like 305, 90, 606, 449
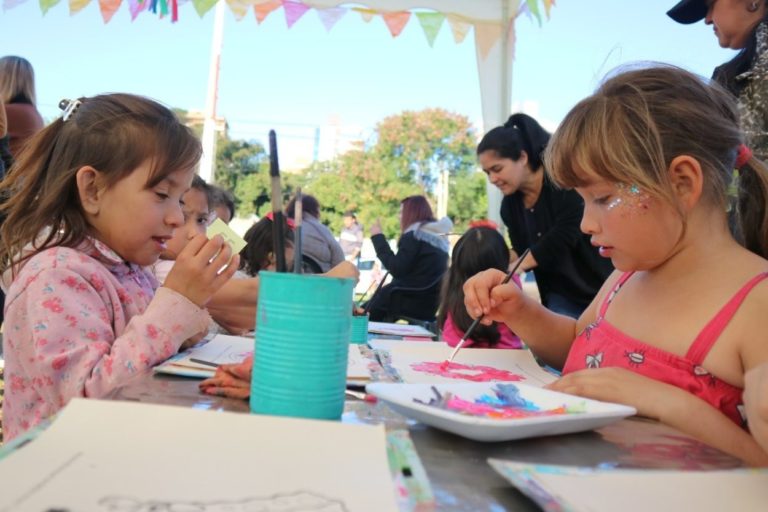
0, 94, 238, 440
464, 65, 768, 464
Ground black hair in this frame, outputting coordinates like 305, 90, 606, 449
437, 227, 510, 345
239, 216, 294, 276
476, 113, 551, 171
209, 185, 235, 221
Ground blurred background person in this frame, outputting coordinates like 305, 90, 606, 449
339, 210, 363, 262
209, 184, 236, 224
0, 56, 44, 161
286, 193, 344, 273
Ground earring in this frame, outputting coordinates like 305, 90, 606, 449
748, 1, 760, 12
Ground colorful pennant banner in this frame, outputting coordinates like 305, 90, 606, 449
8, 0, 555, 60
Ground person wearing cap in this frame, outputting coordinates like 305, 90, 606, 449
668, 0, 768, 160
339, 210, 363, 262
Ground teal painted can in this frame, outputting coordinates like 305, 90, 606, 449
250, 271, 353, 420
349, 314, 369, 344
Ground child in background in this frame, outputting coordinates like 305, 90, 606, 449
463, 65, 768, 465
238, 213, 295, 276
0, 94, 238, 440
209, 185, 235, 225
150, 175, 214, 283
438, 226, 522, 349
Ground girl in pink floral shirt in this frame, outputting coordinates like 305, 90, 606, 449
0, 94, 239, 440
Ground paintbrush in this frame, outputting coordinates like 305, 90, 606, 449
268, 130, 287, 272
362, 271, 389, 315
446, 247, 531, 363
293, 187, 303, 274
356, 276, 381, 309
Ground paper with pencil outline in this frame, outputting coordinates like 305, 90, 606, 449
0, 399, 398, 511
152, 334, 253, 378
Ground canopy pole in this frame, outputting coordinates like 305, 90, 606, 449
199, 0, 226, 184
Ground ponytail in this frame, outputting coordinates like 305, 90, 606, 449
503, 113, 551, 170
737, 155, 768, 258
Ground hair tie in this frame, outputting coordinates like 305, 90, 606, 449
58, 98, 82, 122
469, 219, 498, 230
736, 144, 753, 168
266, 211, 295, 229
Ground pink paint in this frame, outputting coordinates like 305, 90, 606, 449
411, 361, 525, 382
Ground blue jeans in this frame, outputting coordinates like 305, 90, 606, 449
545, 292, 584, 319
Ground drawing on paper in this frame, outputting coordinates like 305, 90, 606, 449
410, 361, 526, 382
98, 491, 348, 511
415, 383, 586, 419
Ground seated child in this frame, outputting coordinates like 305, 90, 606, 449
437, 226, 522, 349
0, 94, 238, 440
463, 65, 768, 465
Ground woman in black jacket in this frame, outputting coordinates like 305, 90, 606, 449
367, 195, 452, 322
477, 113, 612, 318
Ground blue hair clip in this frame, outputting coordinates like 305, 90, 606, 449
58, 98, 82, 122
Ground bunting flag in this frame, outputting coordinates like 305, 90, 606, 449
283, 0, 310, 28
352, 7, 376, 23
253, 0, 280, 24
68, 0, 90, 15
39, 0, 60, 15
445, 14, 471, 44
9, 0, 555, 62
98, 0, 120, 22
381, 11, 410, 38
415, 11, 444, 47
225, 0, 250, 21
316, 6, 345, 32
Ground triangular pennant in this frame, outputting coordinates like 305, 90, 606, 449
171, 0, 178, 21
39, 0, 61, 14
316, 6, 345, 32
542, 0, 553, 18
283, 0, 310, 28
128, 0, 147, 20
225, 0, 250, 21
159, 0, 168, 16
253, 0, 280, 24
148, 0, 156, 13
69, 0, 91, 15
3, 0, 27, 9
381, 11, 410, 38
415, 12, 444, 47
473, 21, 502, 61
525, 0, 542, 25
191, 0, 216, 17
445, 14, 471, 44
352, 7, 376, 23
97, 0, 120, 22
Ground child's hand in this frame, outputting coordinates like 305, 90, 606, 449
164, 234, 240, 307
545, 367, 668, 420
199, 356, 253, 400
324, 260, 360, 283
463, 269, 525, 325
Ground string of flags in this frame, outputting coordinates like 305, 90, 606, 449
6, 0, 554, 59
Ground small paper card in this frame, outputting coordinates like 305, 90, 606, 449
207, 218, 247, 254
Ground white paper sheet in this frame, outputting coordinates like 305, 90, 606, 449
367, 321, 434, 337
369, 340, 557, 386
489, 459, 768, 512
153, 333, 254, 378
0, 399, 398, 512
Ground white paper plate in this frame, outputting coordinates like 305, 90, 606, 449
366, 382, 636, 442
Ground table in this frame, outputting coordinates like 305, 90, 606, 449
106, 370, 744, 511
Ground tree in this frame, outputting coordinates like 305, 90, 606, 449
373, 108, 477, 191
448, 170, 490, 232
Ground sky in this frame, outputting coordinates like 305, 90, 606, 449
1, 0, 736, 169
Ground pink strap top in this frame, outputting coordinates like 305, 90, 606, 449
563, 271, 768, 427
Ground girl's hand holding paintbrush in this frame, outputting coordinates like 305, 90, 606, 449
463, 262, 530, 327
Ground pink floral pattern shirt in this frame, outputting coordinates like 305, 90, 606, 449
2, 238, 211, 440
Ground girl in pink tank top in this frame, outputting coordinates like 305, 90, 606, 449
463, 66, 768, 465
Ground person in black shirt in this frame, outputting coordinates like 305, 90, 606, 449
477, 113, 612, 318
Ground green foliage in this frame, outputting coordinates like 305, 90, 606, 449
208, 108, 486, 238
449, 169, 490, 232
373, 108, 477, 190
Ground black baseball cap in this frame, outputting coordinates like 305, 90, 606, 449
667, 0, 707, 24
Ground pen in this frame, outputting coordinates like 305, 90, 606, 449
190, 358, 219, 368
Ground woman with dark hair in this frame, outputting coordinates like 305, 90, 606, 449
477, 113, 612, 318
367, 195, 452, 322
668, 0, 768, 159
285, 193, 344, 273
